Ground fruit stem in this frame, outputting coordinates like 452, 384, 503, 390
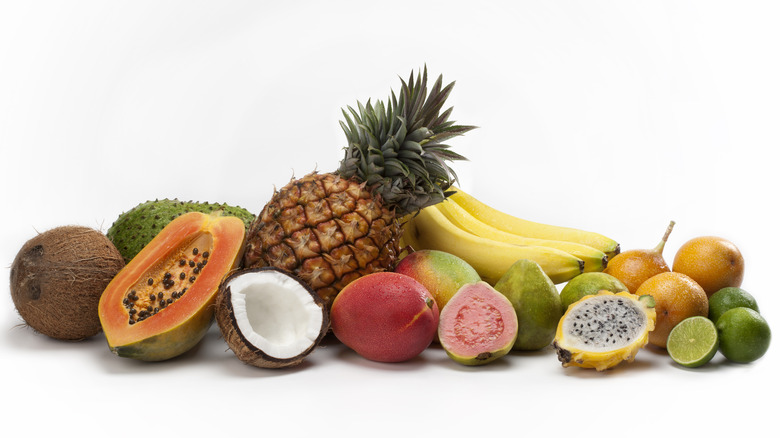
654, 220, 676, 254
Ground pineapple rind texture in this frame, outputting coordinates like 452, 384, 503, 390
243, 172, 401, 307
244, 67, 472, 306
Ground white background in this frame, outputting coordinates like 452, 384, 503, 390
2, 1, 778, 436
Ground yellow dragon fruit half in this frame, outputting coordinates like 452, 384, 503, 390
553, 290, 656, 371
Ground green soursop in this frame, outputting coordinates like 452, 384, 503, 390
107, 199, 255, 263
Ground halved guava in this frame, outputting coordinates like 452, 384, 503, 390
438, 281, 518, 366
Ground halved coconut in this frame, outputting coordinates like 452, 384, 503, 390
216, 267, 329, 368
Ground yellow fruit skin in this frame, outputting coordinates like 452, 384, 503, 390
449, 187, 620, 259
635, 272, 708, 348
553, 291, 656, 371
436, 200, 608, 273
444, 342, 515, 366
402, 206, 584, 284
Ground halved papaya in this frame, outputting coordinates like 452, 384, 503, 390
99, 211, 245, 361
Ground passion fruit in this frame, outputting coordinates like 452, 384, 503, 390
604, 221, 675, 293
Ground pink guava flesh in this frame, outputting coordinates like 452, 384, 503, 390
439, 282, 518, 359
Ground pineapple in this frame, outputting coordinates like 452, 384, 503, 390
243, 67, 475, 306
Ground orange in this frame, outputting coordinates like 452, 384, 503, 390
634, 271, 709, 348
672, 236, 744, 297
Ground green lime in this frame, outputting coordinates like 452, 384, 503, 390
716, 307, 771, 363
666, 316, 719, 368
560, 272, 627, 310
709, 287, 759, 323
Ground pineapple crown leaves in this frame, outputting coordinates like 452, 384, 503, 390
337, 66, 476, 216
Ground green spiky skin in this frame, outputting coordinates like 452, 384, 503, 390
107, 199, 255, 263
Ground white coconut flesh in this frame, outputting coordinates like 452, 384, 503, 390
560, 295, 647, 352
227, 270, 324, 360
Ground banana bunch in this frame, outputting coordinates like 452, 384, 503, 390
400, 187, 620, 285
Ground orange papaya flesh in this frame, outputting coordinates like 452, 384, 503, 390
99, 211, 245, 361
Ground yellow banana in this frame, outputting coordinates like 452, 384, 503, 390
435, 199, 608, 272
449, 188, 620, 259
402, 206, 584, 284
398, 212, 422, 253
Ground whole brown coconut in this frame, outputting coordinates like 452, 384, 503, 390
10, 226, 125, 340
